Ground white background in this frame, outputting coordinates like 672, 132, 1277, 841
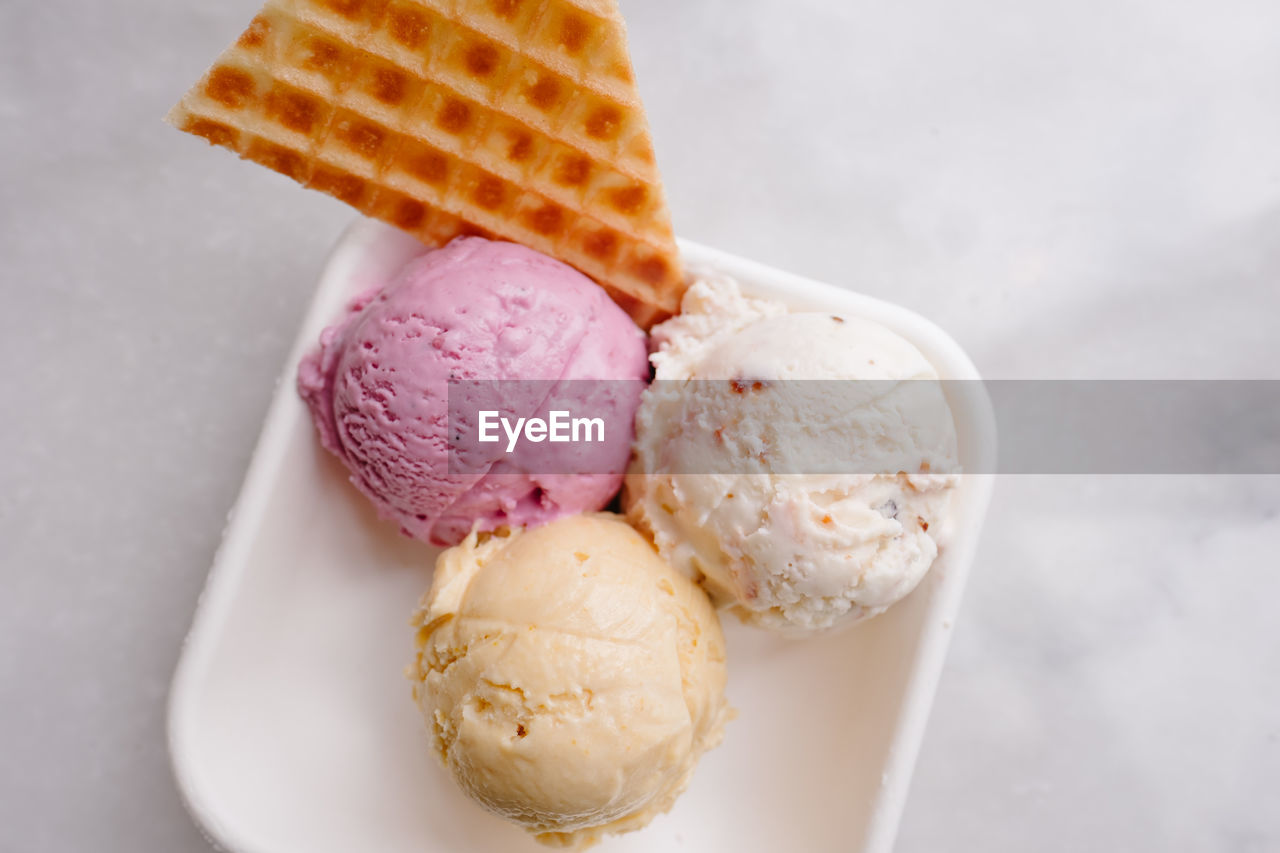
2, 0, 1278, 850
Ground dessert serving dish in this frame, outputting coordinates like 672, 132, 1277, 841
168, 218, 996, 853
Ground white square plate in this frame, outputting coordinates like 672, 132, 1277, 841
169, 219, 995, 853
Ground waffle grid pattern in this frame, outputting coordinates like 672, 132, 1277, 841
169, 0, 683, 324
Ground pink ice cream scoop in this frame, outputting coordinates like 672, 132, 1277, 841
298, 236, 649, 546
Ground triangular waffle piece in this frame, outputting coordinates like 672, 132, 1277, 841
168, 0, 683, 326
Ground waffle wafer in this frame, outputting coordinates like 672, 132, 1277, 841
168, 0, 683, 326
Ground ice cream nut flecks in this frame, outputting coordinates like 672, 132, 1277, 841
625, 275, 960, 634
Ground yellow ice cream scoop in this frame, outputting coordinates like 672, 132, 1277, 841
410, 513, 731, 849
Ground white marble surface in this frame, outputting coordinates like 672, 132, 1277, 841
2, 0, 1278, 851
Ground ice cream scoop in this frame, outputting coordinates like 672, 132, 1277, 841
410, 513, 731, 848
625, 276, 959, 633
297, 237, 648, 546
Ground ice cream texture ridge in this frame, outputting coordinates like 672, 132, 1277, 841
298, 236, 648, 546
625, 274, 960, 634
410, 513, 731, 849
